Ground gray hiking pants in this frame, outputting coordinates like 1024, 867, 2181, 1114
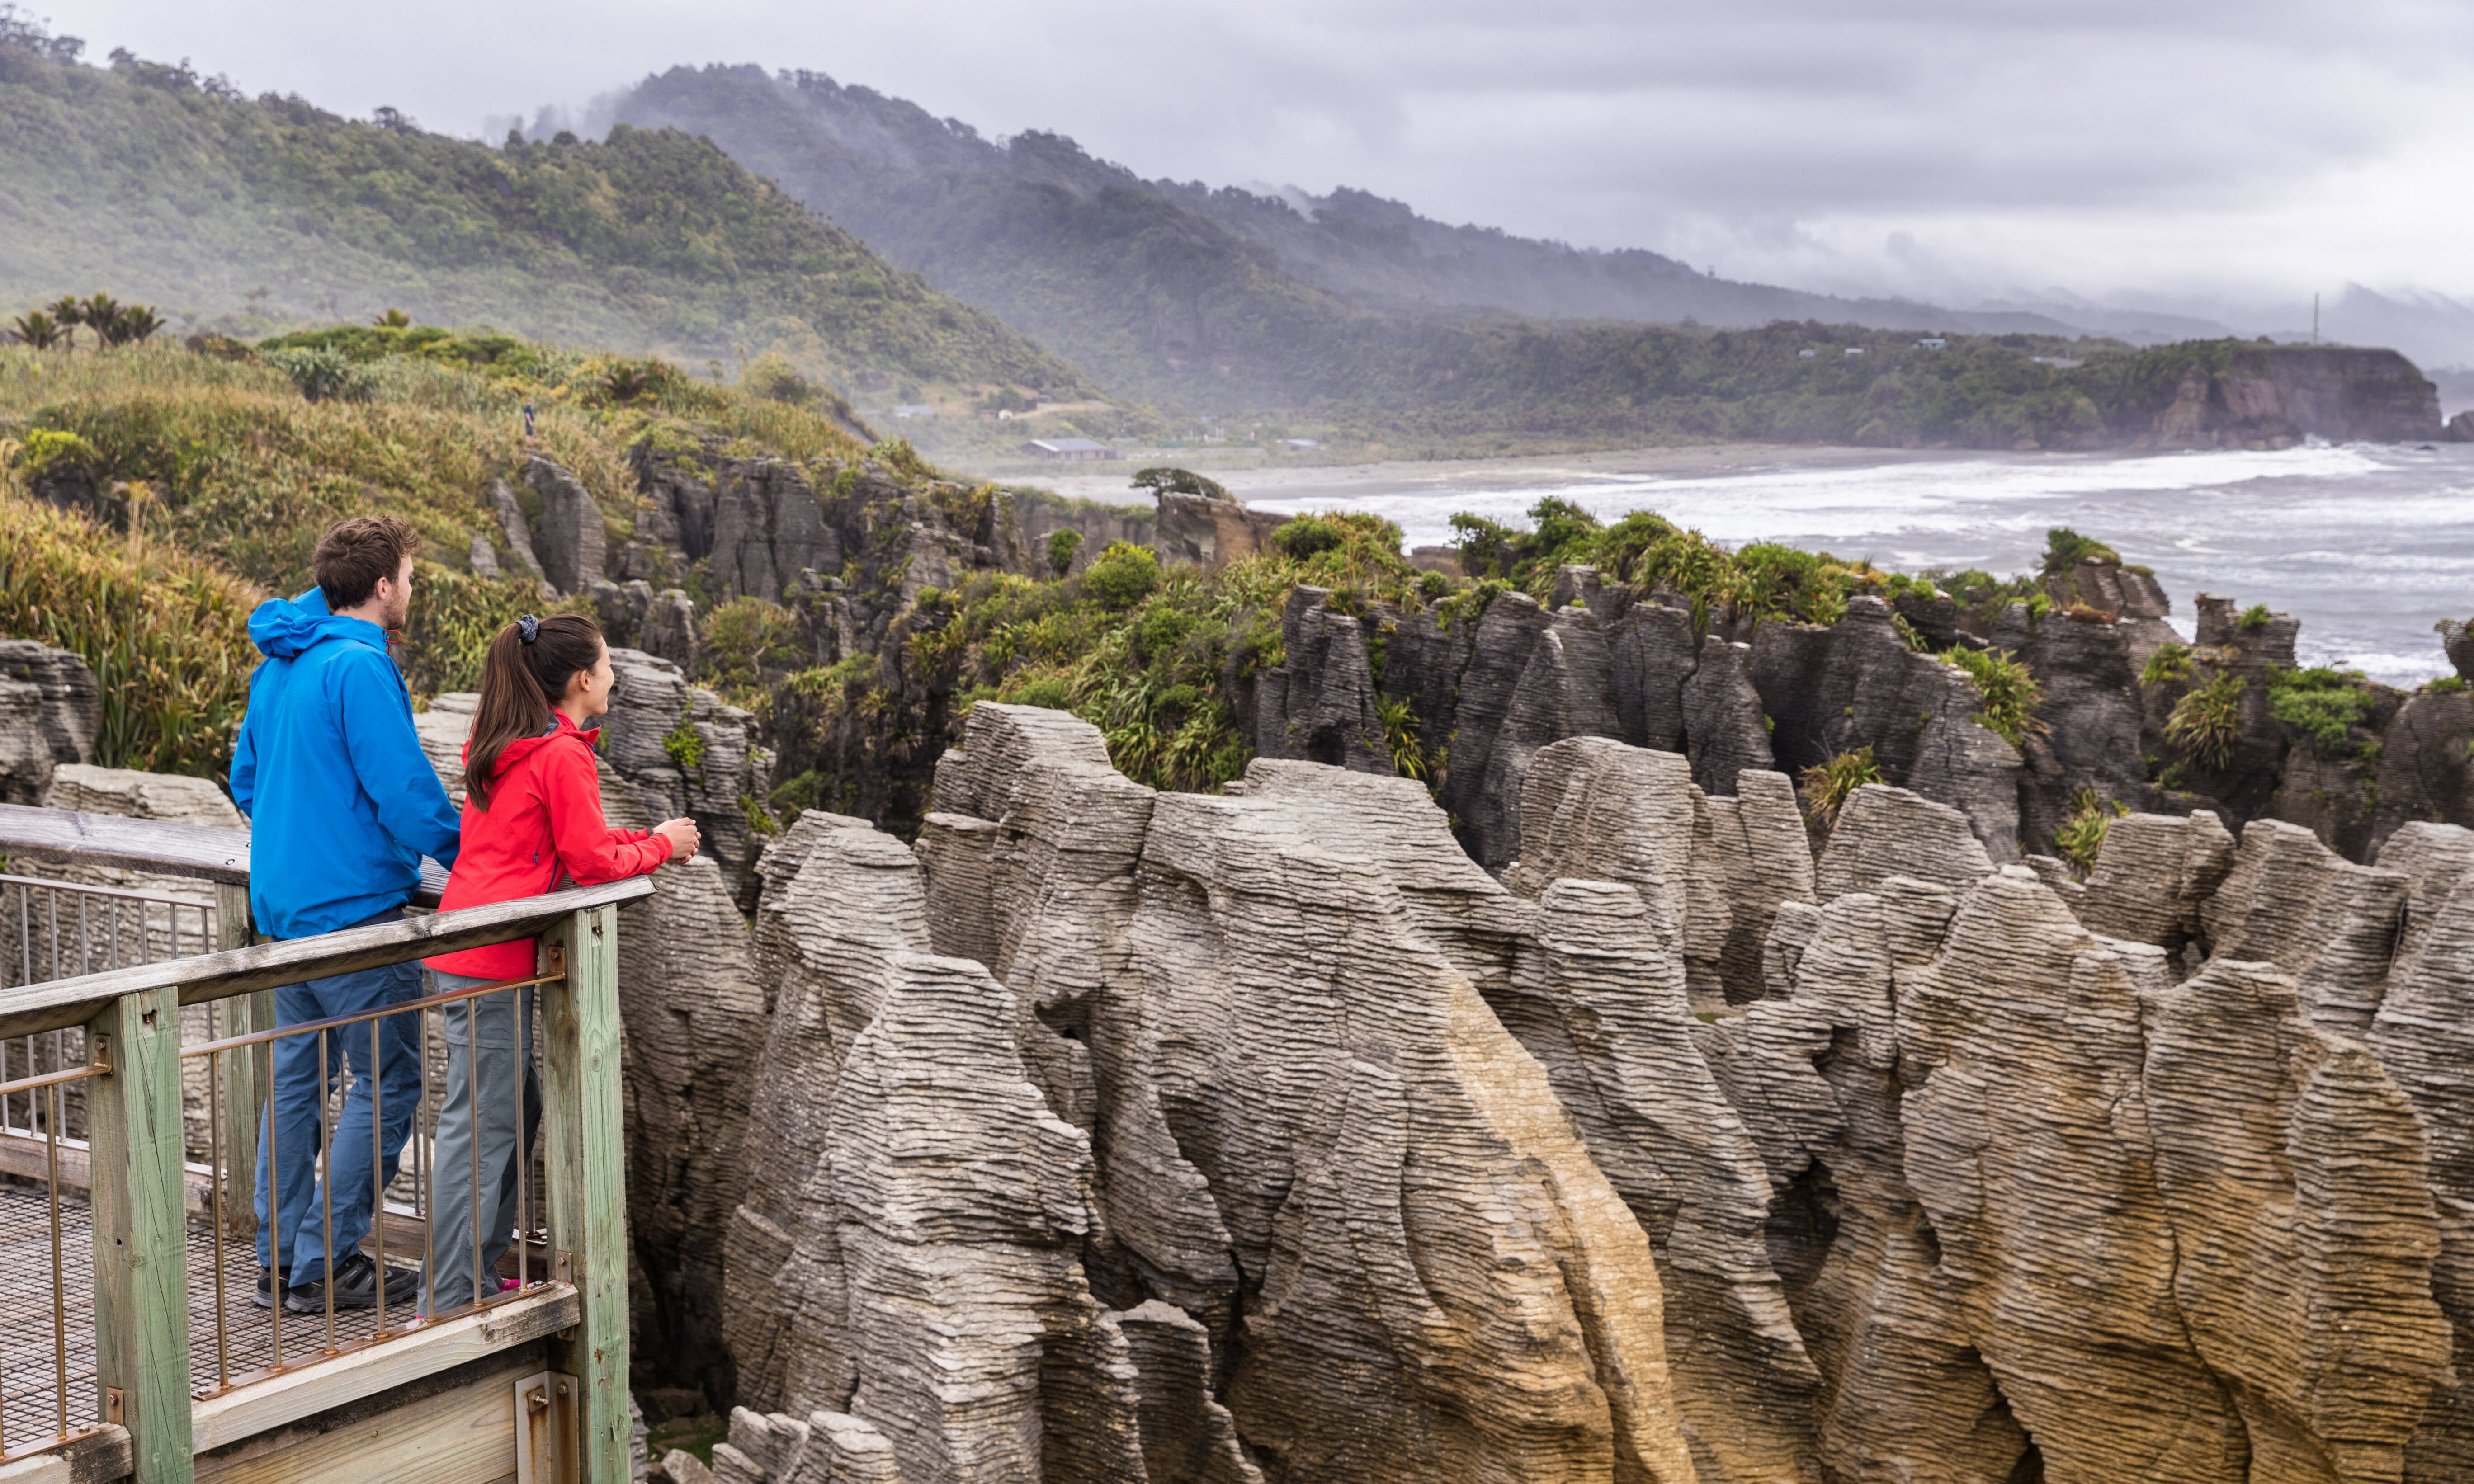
420, 974, 540, 1315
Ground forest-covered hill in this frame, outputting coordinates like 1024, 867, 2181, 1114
0, 36, 1087, 398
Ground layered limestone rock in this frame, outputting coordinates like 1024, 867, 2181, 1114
1151, 489, 1286, 570
2146, 959, 2453, 1482
719, 807, 1149, 1483
589, 579, 701, 669
0, 640, 100, 805
1749, 598, 2023, 860
616, 850, 767, 1403
1811, 784, 1994, 900
2200, 818, 2409, 1034
597, 648, 771, 905
2075, 808, 2238, 961
1250, 587, 1389, 774
684, 695, 2474, 1481
2366, 848, 2474, 1475
2375, 689, 2474, 847
906, 704, 1700, 1484
528, 454, 609, 596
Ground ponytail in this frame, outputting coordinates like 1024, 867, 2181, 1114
465, 613, 604, 810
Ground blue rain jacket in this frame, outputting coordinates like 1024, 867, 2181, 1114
230, 587, 460, 938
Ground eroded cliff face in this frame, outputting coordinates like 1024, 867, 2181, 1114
2144, 346, 2444, 448
687, 711, 2474, 1484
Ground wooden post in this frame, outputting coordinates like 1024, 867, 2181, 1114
212, 884, 266, 1238
538, 904, 628, 1484
87, 984, 196, 1483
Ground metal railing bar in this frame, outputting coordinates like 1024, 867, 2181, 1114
320, 1024, 335, 1352
0, 872, 225, 909
48, 1080, 67, 1441
265, 1036, 282, 1370
209, 1017, 229, 1392
178, 970, 566, 1060
369, 1015, 386, 1338
468, 995, 483, 1317
0, 1056, 111, 1100
0, 876, 644, 1042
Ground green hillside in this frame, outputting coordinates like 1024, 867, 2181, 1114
0, 38, 1088, 398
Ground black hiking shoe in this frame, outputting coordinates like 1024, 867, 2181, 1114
284, 1252, 411, 1313
251, 1265, 289, 1310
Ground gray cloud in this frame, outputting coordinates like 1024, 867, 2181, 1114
45, 0, 2474, 304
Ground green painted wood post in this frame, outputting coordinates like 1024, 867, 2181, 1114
87, 984, 195, 1483
211, 884, 266, 1239
540, 903, 628, 1484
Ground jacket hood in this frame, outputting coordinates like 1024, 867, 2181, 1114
461, 711, 602, 769
248, 585, 373, 660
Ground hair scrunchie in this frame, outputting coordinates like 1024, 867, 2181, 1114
517, 614, 540, 644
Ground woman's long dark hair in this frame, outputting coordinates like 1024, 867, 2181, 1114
465, 613, 604, 810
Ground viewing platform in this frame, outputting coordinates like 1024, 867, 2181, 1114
0, 803, 642, 1484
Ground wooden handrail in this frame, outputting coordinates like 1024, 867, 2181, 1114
0, 876, 653, 1039
0, 802, 449, 904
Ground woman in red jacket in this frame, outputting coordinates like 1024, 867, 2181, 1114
420, 613, 698, 1316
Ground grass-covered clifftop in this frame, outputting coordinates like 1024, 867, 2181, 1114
0, 38, 1088, 398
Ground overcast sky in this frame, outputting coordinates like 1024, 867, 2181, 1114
41, 0, 2474, 311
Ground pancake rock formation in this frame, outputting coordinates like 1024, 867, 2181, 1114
691, 709, 2474, 1484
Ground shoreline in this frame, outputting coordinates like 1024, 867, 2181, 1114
999, 442, 2162, 509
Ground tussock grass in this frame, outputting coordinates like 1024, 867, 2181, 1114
0, 470, 260, 779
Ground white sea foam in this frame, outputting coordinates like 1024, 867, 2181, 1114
1250, 443, 2474, 687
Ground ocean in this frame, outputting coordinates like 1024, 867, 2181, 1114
1246, 442, 2474, 687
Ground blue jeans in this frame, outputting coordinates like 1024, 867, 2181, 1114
252, 909, 425, 1280
421, 974, 541, 1315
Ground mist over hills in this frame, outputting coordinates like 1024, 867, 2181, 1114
589, 65, 2474, 399
593, 62, 2138, 394
0, 40, 1085, 395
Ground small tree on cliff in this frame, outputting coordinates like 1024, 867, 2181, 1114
1131, 466, 1232, 503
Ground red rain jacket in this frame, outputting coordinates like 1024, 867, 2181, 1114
424, 714, 671, 980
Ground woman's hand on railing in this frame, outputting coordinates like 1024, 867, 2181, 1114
654, 817, 701, 864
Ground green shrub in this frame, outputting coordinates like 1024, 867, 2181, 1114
2428, 675, 2468, 695
1940, 645, 2047, 748
2266, 666, 2377, 757
1047, 528, 1084, 576
2237, 603, 2274, 632
1377, 694, 1430, 782
1269, 515, 1349, 561
2054, 787, 2129, 877
1084, 542, 1163, 611
12, 427, 102, 482
260, 345, 375, 402
663, 716, 706, 774
2165, 671, 2246, 769
1800, 745, 1882, 827
701, 596, 807, 707
2041, 527, 2120, 574
2141, 641, 2195, 688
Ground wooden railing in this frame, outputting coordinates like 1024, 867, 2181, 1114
0, 804, 643, 1484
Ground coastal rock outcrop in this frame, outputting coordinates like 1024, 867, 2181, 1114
528, 454, 609, 597
899, 704, 1702, 1483
596, 648, 771, 906
0, 640, 99, 805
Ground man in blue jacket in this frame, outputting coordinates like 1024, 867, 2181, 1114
231, 515, 460, 1313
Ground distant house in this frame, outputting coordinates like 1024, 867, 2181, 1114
891, 404, 935, 419
1281, 438, 1322, 449
1020, 438, 1119, 462
2030, 356, 2086, 370
1844, 347, 1867, 357
1798, 349, 1819, 359
1916, 338, 1948, 350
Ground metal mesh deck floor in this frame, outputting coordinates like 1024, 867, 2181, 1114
0, 1182, 421, 1454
